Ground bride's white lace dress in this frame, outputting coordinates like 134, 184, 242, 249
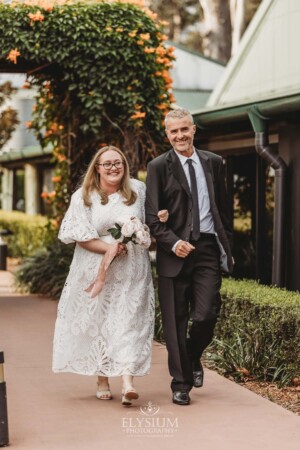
52, 179, 155, 376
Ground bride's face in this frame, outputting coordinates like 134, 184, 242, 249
95, 149, 125, 190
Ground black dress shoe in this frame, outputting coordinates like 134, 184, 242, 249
193, 361, 204, 388
172, 390, 190, 405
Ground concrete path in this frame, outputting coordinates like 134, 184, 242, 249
0, 270, 299, 450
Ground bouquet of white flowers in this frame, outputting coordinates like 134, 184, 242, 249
108, 216, 151, 248
85, 216, 151, 298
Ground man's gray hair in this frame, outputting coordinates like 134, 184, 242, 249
165, 108, 194, 129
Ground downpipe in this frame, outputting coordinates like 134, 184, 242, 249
255, 132, 287, 287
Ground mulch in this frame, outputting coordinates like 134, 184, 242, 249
240, 381, 300, 415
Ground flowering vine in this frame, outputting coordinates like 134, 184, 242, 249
0, 0, 175, 225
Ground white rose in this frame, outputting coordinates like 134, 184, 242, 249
134, 229, 151, 248
130, 217, 143, 233
121, 220, 136, 237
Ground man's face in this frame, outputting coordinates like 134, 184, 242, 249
165, 116, 196, 157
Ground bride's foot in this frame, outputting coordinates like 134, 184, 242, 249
96, 378, 112, 400
121, 386, 139, 406
96, 383, 112, 400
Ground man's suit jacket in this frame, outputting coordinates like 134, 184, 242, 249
145, 148, 233, 277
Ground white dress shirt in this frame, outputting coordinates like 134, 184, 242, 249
172, 148, 215, 252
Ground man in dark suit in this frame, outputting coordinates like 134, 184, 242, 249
145, 108, 233, 405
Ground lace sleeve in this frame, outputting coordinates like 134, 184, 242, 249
131, 179, 146, 223
58, 188, 99, 244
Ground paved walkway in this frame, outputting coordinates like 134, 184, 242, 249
0, 270, 299, 450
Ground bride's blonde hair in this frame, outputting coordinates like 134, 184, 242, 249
81, 145, 137, 207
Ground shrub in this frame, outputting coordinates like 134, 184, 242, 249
15, 239, 73, 299
0, 210, 48, 257
207, 278, 300, 385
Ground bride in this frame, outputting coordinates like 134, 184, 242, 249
52, 145, 161, 406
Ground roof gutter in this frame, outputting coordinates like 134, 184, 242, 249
194, 94, 300, 128
0, 146, 52, 163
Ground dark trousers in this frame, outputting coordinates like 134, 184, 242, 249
158, 235, 221, 392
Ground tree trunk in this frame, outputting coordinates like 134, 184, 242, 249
230, 0, 247, 55
199, 0, 232, 63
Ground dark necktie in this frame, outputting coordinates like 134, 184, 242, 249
187, 159, 200, 240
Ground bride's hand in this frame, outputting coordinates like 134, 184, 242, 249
117, 242, 127, 256
111, 242, 127, 256
157, 209, 169, 223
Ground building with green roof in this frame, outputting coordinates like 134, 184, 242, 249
193, 0, 300, 291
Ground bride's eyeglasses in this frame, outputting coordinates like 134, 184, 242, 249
96, 161, 124, 170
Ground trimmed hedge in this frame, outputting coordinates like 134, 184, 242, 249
0, 210, 48, 257
212, 278, 300, 384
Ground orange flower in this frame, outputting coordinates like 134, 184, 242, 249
163, 58, 173, 67
140, 33, 150, 41
32, 104, 36, 111
106, 26, 113, 32
48, 191, 56, 199
156, 46, 166, 56
156, 57, 165, 64
116, 27, 124, 32
156, 103, 168, 110
25, 121, 32, 128
169, 93, 176, 103
128, 30, 137, 38
136, 40, 144, 46
44, 6, 53, 12
52, 176, 62, 183
51, 219, 59, 229
167, 46, 176, 54
159, 20, 169, 26
28, 11, 45, 22
57, 154, 67, 162
144, 8, 157, 21
131, 111, 146, 120
7, 49, 20, 64
154, 71, 162, 77
162, 70, 173, 84
22, 82, 31, 89
41, 191, 49, 199
144, 47, 155, 54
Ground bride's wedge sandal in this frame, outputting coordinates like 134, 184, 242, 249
96, 382, 113, 400
121, 387, 139, 406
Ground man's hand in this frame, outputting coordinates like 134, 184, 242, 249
157, 209, 169, 223
175, 240, 195, 258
